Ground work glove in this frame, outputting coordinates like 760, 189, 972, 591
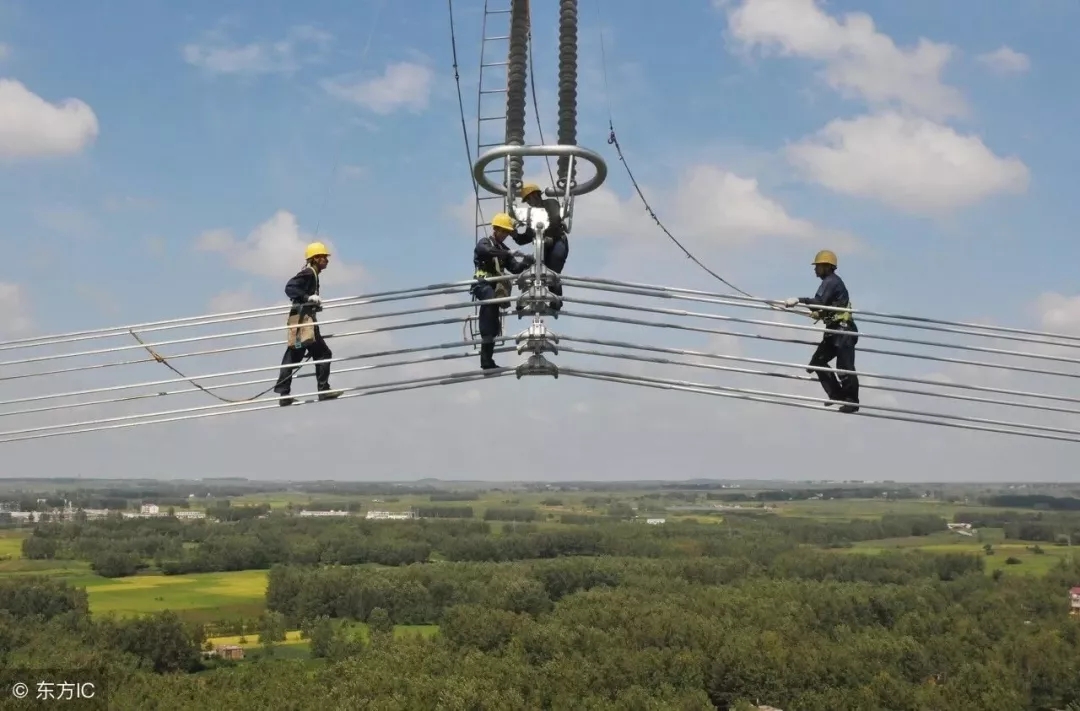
782, 297, 799, 308
307, 295, 322, 305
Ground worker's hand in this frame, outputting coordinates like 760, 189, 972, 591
307, 295, 322, 305
782, 297, 799, 308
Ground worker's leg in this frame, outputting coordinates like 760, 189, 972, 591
307, 331, 339, 400
834, 327, 859, 412
544, 238, 568, 306
473, 283, 500, 369
274, 346, 307, 397
808, 337, 843, 403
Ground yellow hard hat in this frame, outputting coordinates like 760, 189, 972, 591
812, 249, 837, 267
519, 183, 541, 198
491, 213, 515, 231
305, 242, 330, 260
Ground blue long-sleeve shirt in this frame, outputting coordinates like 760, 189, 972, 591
473, 236, 533, 276
284, 265, 321, 315
799, 273, 853, 324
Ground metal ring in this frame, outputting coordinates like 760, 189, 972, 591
472, 144, 608, 197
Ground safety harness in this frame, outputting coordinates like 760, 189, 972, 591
811, 301, 854, 328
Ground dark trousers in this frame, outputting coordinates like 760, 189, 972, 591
472, 283, 501, 367
809, 323, 859, 404
544, 237, 568, 299
274, 327, 332, 394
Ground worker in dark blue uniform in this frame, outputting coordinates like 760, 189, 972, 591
784, 249, 859, 413
512, 182, 567, 308
473, 213, 535, 370
274, 242, 341, 406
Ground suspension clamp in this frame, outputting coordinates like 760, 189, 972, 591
514, 319, 559, 379
515, 273, 561, 318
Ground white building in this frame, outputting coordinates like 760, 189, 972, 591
365, 510, 415, 520
140, 504, 160, 515
298, 510, 351, 517
645, 518, 666, 525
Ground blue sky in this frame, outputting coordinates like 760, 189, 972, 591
2, 0, 1079, 481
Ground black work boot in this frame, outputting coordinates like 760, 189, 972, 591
277, 393, 294, 407
318, 385, 341, 402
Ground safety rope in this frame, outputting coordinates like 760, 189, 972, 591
447, 0, 481, 224
127, 329, 302, 404
591, 0, 786, 313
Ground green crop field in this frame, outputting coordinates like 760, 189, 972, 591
79, 570, 269, 623
837, 528, 1076, 576
206, 623, 438, 650
777, 498, 967, 520
0, 530, 24, 558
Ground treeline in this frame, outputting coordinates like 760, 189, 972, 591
954, 509, 1080, 544
759, 513, 947, 546
0, 576, 206, 675
982, 494, 1080, 511
706, 486, 922, 502
19, 511, 953, 579
429, 492, 480, 501
264, 552, 986, 628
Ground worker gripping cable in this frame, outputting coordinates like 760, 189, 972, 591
273, 242, 342, 406
473, 213, 535, 370
783, 250, 860, 413
512, 182, 568, 310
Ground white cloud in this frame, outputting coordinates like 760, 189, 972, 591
208, 287, 264, 314
1034, 293, 1080, 334
195, 210, 363, 286
723, 0, 966, 119
321, 62, 433, 114
786, 112, 1030, 214
0, 282, 31, 337
183, 24, 333, 76
0, 79, 99, 160
977, 46, 1031, 75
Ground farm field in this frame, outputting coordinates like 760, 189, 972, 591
777, 497, 982, 520
81, 569, 269, 622
842, 528, 1077, 575
206, 623, 439, 656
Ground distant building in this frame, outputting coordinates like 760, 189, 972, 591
365, 510, 415, 520
1070, 587, 1080, 615
298, 510, 351, 517
645, 518, 666, 525
140, 504, 159, 515
214, 645, 244, 660
173, 510, 206, 520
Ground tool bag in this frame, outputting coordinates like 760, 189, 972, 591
286, 309, 316, 349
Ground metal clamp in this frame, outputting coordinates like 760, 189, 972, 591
514, 319, 559, 356
516, 353, 559, 379
473, 144, 608, 197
